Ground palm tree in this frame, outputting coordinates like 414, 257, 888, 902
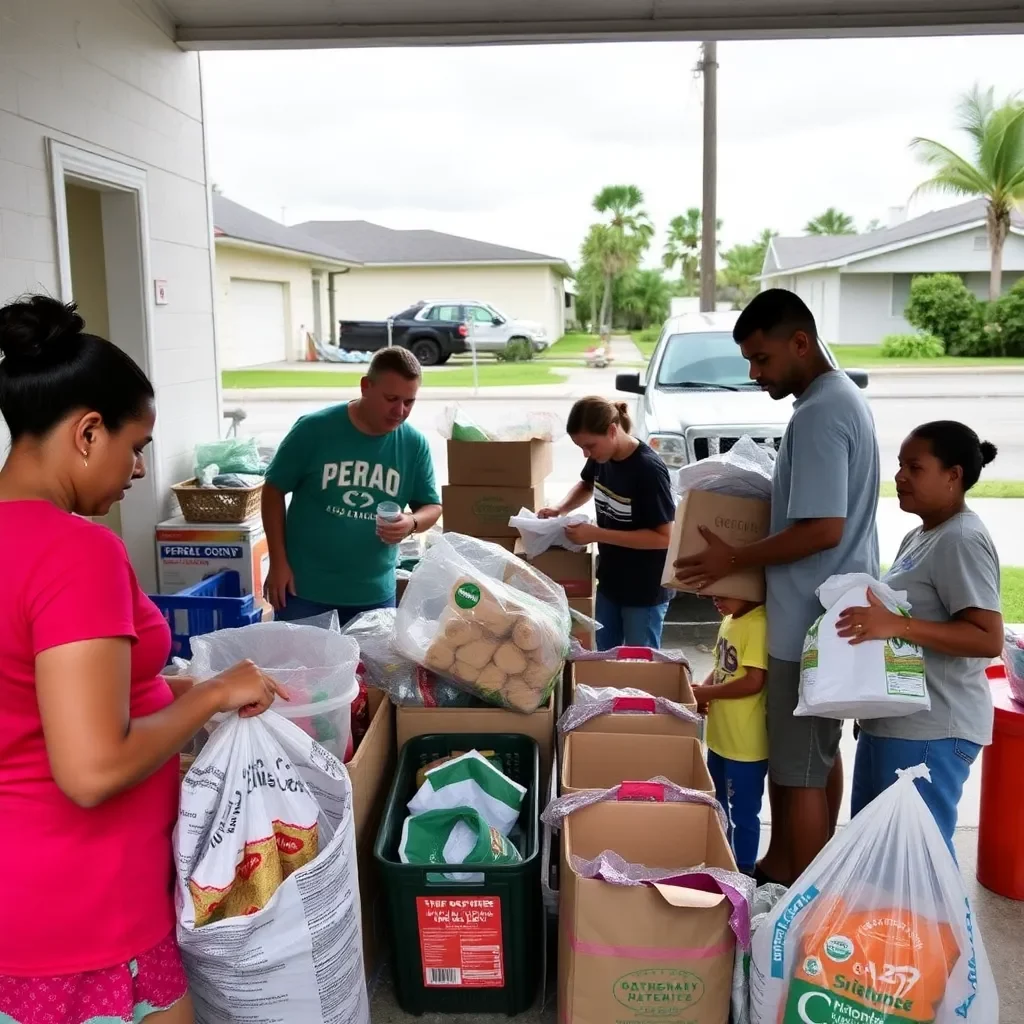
911, 85, 1024, 300
663, 207, 723, 295
590, 185, 654, 338
619, 268, 673, 329
804, 207, 857, 236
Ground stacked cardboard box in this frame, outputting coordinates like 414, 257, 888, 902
513, 538, 597, 650
442, 438, 553, 546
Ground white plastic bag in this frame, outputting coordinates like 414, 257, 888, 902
508, 507, 588, 556
438, 403, 564, 442
797, 573, 928, 719
175, 712, 369, 1024
749, 765, 997, 1024
671, 435, 775, 500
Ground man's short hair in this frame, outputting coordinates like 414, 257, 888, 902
734, 288, 817, 344
368, 346, 422, 382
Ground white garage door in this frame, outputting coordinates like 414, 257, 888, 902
228, 278, 288, 367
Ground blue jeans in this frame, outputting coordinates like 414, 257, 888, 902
274, 593, 396, 630
595, 592, 671, 650
707, 751, 769, 874
851, 732, 982, 856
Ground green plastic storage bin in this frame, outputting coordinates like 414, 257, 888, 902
374, 733, 541, 1016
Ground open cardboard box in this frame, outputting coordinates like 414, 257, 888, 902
559, 797, 738, 1024
662, 489, 770, 602
561, 733, 713, 796
516, 540, 595, 599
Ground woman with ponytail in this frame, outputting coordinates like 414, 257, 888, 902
836, 420, 1004, 850
539, 395, 675, 649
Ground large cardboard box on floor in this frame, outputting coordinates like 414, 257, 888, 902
155, 516, 269, 601
447, 438, 553, 487
559, 799, 738, 1024
662, 489, 771, 602
346, 688, 396, 980
442, 485, 543, 538
562, 733, 713, 796
516, 540, 595, 599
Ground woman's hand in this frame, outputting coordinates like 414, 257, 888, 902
536, 506, 562, 520
564, 522, 600, 545
835, 589, 904, 645
211, 660, 288, 718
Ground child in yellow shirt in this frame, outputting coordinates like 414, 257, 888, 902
692, 596, 769, 874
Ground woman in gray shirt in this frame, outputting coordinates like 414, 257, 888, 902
836, 420, 1004, 852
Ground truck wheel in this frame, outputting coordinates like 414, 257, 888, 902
437, 352, 452, 365
411, 338, 442, 366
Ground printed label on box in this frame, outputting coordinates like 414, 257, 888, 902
416, 896, 505, 989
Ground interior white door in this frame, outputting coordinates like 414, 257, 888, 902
229, 278, 288, 367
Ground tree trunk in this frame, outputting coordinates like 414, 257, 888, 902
990, 232, 1004, 302
599, 275, 613, 341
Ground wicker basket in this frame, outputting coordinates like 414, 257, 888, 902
172, 479, 263, 524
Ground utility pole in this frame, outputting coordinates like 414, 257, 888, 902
699, 41, 718, 313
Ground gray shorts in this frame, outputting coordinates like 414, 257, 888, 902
766, 656, 842, 788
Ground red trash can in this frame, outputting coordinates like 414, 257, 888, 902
977, 665, 1024, 900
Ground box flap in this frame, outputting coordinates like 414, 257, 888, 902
652, 882, 727, 909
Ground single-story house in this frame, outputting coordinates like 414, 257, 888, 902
212, 195, 359, 367
760, 200, 1024, 344
296, 219, 572, 345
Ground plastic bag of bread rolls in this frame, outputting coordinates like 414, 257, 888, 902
397, 534, 571, 712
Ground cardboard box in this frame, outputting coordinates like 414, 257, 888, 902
559, 798, 737, 1024
156, 516, 269, 600
441, 485, 544, 538
346, 688, 396, 980
516, 540, 595, 599
447, 438, 553, 487
662, 489, 770, 602
569, 597, 596, 651
561, 733, 713, 796
396, 695, 557, 789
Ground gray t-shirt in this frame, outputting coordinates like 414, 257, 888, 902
766, 370, 880, 662
862, 510, 1001, 745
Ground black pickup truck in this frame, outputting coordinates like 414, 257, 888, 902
337, 302, 468, 366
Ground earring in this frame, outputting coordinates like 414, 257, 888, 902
81, 450, 89, 467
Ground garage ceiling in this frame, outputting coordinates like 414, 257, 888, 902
162, 0, 1024, 49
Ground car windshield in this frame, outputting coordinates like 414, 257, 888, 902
656, 330, 756, 388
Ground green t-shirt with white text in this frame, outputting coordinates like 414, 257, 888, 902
265, 403, 439, 607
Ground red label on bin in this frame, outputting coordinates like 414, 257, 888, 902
416, 896, 505, 989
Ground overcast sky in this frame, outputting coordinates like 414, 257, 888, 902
200, 36, 1021, 267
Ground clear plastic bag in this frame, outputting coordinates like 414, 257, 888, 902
558, 684, 702, 735
671, 435, 775, 500
190, 620, 360, 762
395, 533, 570, 712
1003, 629, 1024, 705
798, 573, 928, 720
438, 403, 564, 442
749, 765, 998, 1024
193, 437, 263, 479
508, 507, 588, 556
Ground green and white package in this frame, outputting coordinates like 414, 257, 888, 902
399, 808, 522, 882
408, 750, 526, 836
797, 573, 928, 720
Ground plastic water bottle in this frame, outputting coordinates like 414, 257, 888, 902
376, 501, 402, 541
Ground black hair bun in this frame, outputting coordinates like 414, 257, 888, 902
979, 441, 998, 467
0, 296, 84, 367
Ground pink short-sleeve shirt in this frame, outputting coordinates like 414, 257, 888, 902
0, 502, 178, 975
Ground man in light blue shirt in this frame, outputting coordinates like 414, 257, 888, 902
675, 289, 879, 885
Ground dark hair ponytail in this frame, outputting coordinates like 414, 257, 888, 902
0, 295, 154, 442
910, 420, 997, 492
566, 395, 632, 437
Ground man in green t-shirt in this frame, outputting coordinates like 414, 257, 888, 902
262, 347, 441, 624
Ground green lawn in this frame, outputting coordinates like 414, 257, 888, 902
537, 333, 602, 359
833, 344, 1024, 369
631, 329, 661, 360
222, 364, 567, 390
879, 480, 1024, 499
1004, 568, 1024, 623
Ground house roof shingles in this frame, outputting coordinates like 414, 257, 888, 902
295, 219, 567, 268
767, 199, 1024, 275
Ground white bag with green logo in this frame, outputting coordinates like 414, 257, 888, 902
399, 808, 523, 883
408, 750, 526, 836
796, 573, 929, 720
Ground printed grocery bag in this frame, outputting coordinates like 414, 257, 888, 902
399, 807, 523, 883
175, 711, 369, 1024
797, 573, 929, 719
749, 765, 997, 1024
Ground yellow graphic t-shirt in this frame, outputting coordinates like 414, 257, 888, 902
706, 605, 769, 762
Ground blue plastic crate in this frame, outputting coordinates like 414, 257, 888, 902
149, 570, 262, 662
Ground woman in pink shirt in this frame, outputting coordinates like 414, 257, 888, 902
0, 296, 282, 1024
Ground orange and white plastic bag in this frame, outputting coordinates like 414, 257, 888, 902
749, 765, 996, 1024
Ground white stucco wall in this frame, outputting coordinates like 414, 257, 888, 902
0, 0, 219, 589
332, 263, 567, 341
838, 273, 909, 343
214, 243, 319, 366
791, 269, 841, 343
845, 229, 1024, 275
